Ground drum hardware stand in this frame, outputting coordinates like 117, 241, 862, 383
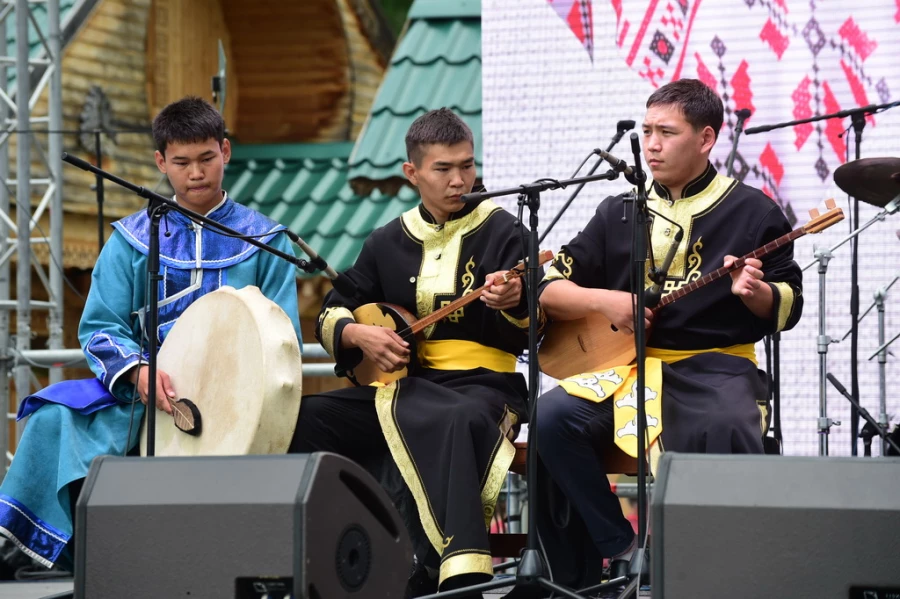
826, 372, 900, 455
60, 153, 341, 456
417, 167, 624, 599
842, 274, 898, 455
809, 246, 840, 455
748, 99, 900, 455
868, 300, 900, 455
802, 195, 900, 456
542, 119, 635, 243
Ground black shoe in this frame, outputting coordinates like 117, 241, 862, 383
609, 549, 649, 585
405, 560, 438, 598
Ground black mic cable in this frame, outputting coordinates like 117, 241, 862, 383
541, 120, 636, 242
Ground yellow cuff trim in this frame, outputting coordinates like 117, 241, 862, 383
439, 552, 493, 586
770, 282, 795, 332
319, 306, 354, 358
418, 340, 517, 373
500, 309, 529, 328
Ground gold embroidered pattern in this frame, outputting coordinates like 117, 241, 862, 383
374, 383, 446, 554
770, 282, 796, 332
646, 174, 737, 291
439, 553, 493, 586
401, 202, 499, 338
543, 264, 567, 282
440, 300, 466, 323
662, 238, 704, 294
318, 306, 354, 358
480, 436, 516, 528
558, 252, 574, 278
461, 256, 476, 295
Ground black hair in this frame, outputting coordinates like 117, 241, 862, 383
405, 108, 474, 166
152, 96, 225, 155
646, 79, 724, 138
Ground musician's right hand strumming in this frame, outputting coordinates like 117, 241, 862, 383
128, 364, 175, 414
600, 290, 654, 335
540, 280, 653, 334
342, 323, 410, 373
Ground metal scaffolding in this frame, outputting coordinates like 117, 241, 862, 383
0, 0, 64, 468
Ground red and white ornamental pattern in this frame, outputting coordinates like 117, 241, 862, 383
483, 0, 900, 456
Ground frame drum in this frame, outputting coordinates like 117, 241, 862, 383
140, 285, 302, 456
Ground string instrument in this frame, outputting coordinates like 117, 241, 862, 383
140, 286, 303, 456
349, 250, 554, 386
538, 201, 844, 380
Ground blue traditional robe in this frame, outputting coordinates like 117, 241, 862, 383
0, 195, 301, 568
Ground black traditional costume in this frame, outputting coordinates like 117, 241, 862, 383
291, 199, 537, 589
536, 163, 803, 559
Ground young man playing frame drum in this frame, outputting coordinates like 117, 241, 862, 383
0, 97, 301, 570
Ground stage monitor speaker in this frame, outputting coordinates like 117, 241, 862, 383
652, 453, 900, 599
74, 453, 411, 599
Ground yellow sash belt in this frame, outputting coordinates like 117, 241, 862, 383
418, 339, 517, 373
559, 343, 756, 457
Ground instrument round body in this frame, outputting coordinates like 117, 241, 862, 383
539, 313, 637, 380
140, 285, 303, 456
350, 302, 420, 386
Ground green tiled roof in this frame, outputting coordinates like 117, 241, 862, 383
348, 0, 482, 186
5, 0, 78, 89
225, 142, 421, 275
228, 0, 484, 278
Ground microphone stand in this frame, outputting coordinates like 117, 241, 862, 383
746, 99, 900, 455
724, 109, 751, 178
542, 121, 635, 242
419, 168, 624, 599
61, 152, 339, 457
614, 133, 651, 599
725, 108, 787, 452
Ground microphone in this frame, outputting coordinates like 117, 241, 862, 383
595, 149, 634, 177
284, 230, 358, 297
617, 119, 636, 133
627, 132, 647, 186
826, 372, 852, 398
734, 108, 752, 121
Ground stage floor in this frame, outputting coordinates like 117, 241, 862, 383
0, 579, 73, 599
0, 578, 652, 598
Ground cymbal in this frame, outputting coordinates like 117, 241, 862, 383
834, 157, 900, 208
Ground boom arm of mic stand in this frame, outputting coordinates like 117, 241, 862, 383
801, 198, 899, 272
62, 152, 317, 274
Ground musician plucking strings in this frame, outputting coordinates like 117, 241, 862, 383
0, 97, 302, 570
535, 79, 804, 575
290, 108, 542, 597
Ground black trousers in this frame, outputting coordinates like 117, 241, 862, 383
290, 368, 527, 591
536, 353, 768, 559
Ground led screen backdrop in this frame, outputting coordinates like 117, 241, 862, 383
482, 0, 900, 455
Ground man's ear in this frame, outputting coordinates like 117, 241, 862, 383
221, 138, 231, 164
154, 150, 167, 174
700, 126, 717, 154
402, 161, 418, 186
